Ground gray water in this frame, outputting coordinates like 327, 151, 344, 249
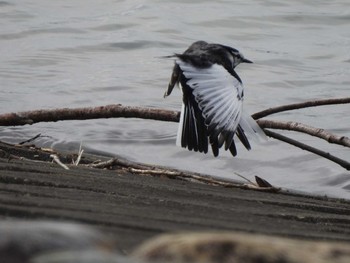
1, 0, 350, 198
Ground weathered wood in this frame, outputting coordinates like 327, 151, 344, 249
0, 104, 180, 126
0, 142, 350, 254
258, 119, 350, 148
1, 103, 349, 171
263, 129, 350, 170
252, 97, 350, 119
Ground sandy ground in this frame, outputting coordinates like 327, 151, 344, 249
0, 141, 350, 254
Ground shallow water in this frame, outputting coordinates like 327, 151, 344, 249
0, 0, 349, 198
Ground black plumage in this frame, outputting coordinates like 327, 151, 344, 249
164, 41, 260, 157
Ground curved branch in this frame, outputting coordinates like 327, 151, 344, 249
252, 97, 350, 120
257, 119, 350, 148
0, 104, 349, 148
264, 130, 350, 170
0, 103, 349, 170
0, 104, 179, 126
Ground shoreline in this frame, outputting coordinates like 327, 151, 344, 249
0, 140, 350, 254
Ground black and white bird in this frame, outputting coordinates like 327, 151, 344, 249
164, 41, 265, 157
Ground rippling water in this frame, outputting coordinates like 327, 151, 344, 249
1, 0, 350, 198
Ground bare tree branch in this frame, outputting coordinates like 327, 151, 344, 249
1, 103, 348, 148
252, 97, 350, 120
0, 104, 179, 126
0, 100, 349, 170
264, 129, 350, 170
257, 120, 350, 148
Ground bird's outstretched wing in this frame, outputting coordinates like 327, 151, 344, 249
176, 59, 245, 156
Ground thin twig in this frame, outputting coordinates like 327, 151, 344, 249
18, 133, 41, 145
74, 141, 84, 166
257, 120, 350, 148
87, 157, 281, 192
127, 167, 280, 192
74, 149, 84, 166
88, 158, 118, 169
88, 157, 151, 170
233, 172, 256, 185
252, 97, 350, 120
50, 154, 70, 170
264, 129, 350, 170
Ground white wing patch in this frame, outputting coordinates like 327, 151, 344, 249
177, 60, 243, 135
239, 112, 268, 142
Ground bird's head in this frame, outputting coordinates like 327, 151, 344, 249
224, 45, 253, 68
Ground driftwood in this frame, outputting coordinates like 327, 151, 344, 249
252, 97, 350, 119
257, 120, 350, 148
0, 105, 179, 126
264, 130, 350, 170
87, 157, 280, 192
0, 97, 349, 170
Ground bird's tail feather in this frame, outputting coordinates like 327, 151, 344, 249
176, 103, 185, 147
238, 112, 267, 143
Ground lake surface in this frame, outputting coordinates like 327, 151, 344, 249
1, 0, 349, 198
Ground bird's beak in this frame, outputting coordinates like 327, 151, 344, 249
242, 58, 253, 64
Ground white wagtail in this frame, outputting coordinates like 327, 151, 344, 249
164, 41, 265, 157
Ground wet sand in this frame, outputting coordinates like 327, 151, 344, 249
0, 141, 350, 254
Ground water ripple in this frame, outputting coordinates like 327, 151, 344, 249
0, 0, 349, 198
0, 1, 13, 6
90, 23, 137, 32
0, 28, 86, 40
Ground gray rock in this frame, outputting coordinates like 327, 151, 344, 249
0, 220, 116, 263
